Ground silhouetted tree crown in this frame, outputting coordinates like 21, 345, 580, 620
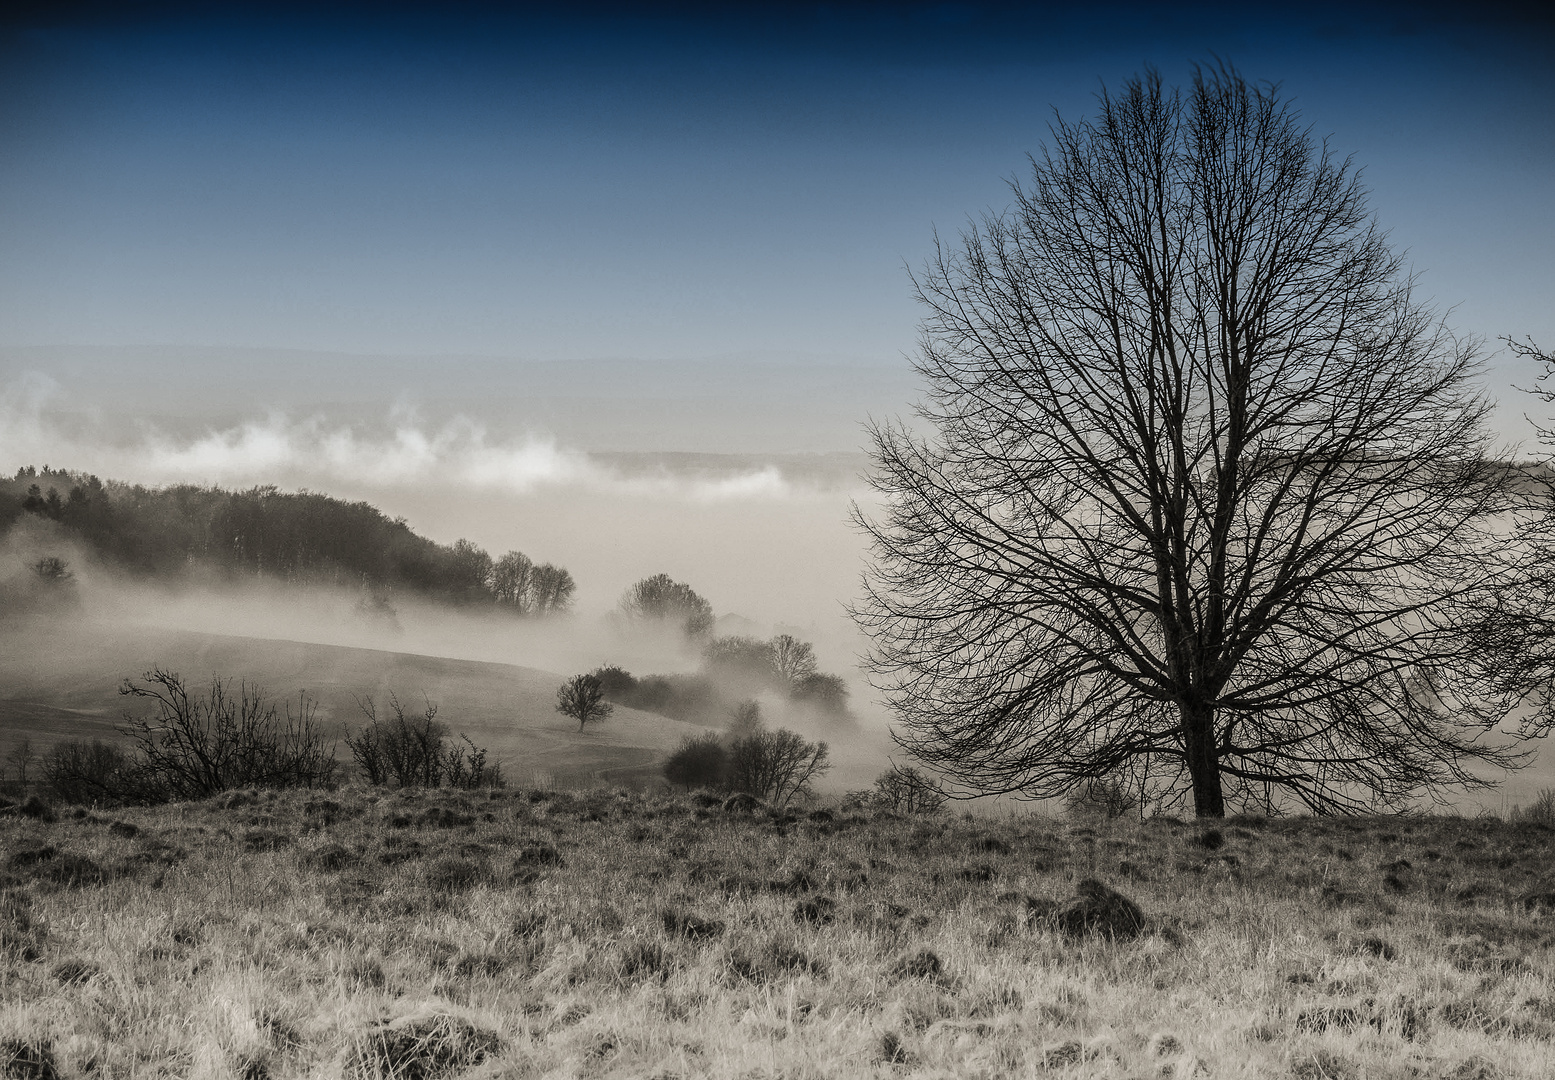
855, 64, 1547, 818
556, 673, 613, 732
618, 573, 714, 638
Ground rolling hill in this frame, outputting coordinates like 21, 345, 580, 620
0, 617, 712, 790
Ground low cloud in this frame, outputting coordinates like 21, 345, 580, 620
0, 378, 805, 502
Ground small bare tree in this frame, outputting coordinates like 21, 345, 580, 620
556, 674, 613, 732
727, 699, 763, 737
855, 64, 1546, 817
5, 739, 36, 787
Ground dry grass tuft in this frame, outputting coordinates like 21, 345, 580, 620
346, 1012, 500, 1080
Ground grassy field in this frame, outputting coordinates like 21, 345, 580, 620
3, 786, 1555, 1079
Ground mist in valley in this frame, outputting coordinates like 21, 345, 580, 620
0, 391, 908, 798
8, 377, 1555, 811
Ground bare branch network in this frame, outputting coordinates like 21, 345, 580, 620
854, 65, 1552, 817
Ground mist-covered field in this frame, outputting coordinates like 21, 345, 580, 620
0, 606, 894, 799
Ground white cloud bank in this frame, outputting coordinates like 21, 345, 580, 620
0, 374, 805, 502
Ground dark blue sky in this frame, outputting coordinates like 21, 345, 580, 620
1, 2, 1552, 444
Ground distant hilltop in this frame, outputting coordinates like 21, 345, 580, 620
0, 465, 573, 614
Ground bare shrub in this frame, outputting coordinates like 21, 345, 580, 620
1511, 788, 1555, 825
726, 729, 829, 806
117, 669, 337, 801
442, 734, 503, 790
345, 695, 501, 789
1064, 778, 1141, 820
849, 764, 947, 815
40, 740, 133, 806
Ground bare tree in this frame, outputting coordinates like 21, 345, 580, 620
556, 673, 613, 731
1479, 337, 1555, 719
1507, 336, 1555, 426
727, 699, 763, 737
489, 551, 575, 615
449, 539, 494, 604
770, 634, 819, 688
619, 573, 714, 638
530, 563, 576, 613
490, 551, 535, 610
854, 65, 1544, 818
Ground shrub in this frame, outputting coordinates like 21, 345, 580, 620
1064, 777, 1140, 820
119, 669, 338, 800
41, 740, 133, 806
701, 635, 851, 720
345, 695, 502, 789
790, 672, 849, 716
590, 665, 637, 696
703, 636, 779, 687
1511, 788, 1555, 825
851, 764, 947, 815
726, 728, 829, 806
663, 734, 730, 790
442, 734, 503, 790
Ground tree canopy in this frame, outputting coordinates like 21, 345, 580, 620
0, 466, 573, 614
618, 573, 714, 637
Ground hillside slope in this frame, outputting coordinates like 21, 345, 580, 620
0, 618, 707, 789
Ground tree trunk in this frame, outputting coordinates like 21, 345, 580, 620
1182, 702, 1225, 818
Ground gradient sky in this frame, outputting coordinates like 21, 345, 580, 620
1, 1, 1552, 448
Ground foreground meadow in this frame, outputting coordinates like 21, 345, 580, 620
3, 787, 1555, 1079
